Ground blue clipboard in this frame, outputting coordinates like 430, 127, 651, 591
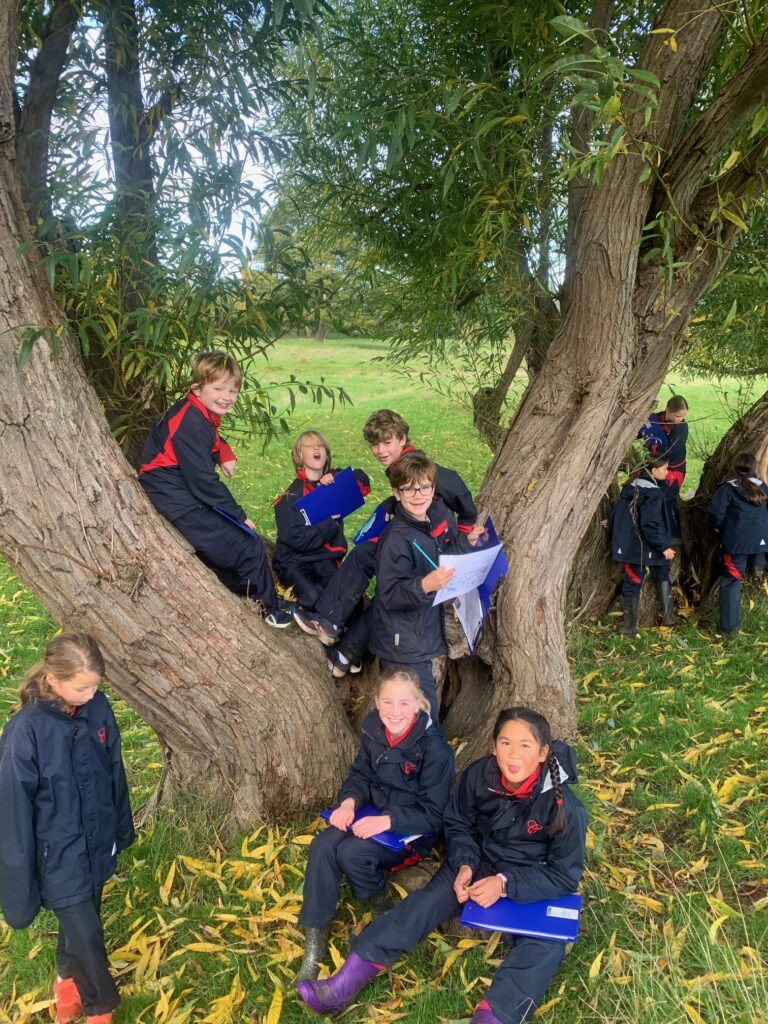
213, 506, 259, 537
460, 893, 582, 943
295, 467, 365, 525
319, 802, 431, 852
353, 503, 389, 544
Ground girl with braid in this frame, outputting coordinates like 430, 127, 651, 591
297, 708, 588, 1024
709, 451, 768, 634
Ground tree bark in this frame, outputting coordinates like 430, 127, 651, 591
0, 9, 355, 822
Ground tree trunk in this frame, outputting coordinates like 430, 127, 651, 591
683, 390, 768, 601
0, 13, 355, 821
565, 484, 622, 622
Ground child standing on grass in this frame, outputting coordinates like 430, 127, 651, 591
296, 707, 587, 1024
273, 430, 369, 670
138, 350, 293, 628
0, 633, 135, 1024
708, 451, 768, 635
296, 666, 455, 982
609, 456, 680, 637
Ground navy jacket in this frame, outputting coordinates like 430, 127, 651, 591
138, 393, 243, 522
381, 445, 478, 532
0, 692, 135, 928
609, 474, 672, 566
369, 499, 472, 664
639, 413, 688, 477
443, 742, 587, 903
709, 477, 768, 554
273, 468, 370, 575
337, 709, 455, 854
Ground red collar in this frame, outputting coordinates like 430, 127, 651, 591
187, 391, 221, 429
500, 763, 542, 799
391, 442, 416, 467
385, 715, 418, 747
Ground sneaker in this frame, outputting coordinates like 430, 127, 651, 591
54, 976, 82, 1024
292, 609, 340, 646
264, 608, 294, 629
326, 648, 363, 678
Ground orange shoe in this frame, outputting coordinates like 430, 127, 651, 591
85, 1016, 112, 1024
54, 976, 83, 1023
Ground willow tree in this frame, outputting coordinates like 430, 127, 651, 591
1, 0, 767, 821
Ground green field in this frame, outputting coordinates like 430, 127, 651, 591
1, 339, 766, 1024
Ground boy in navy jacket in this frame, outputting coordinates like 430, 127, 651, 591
369, 452, 483, 712
138, 350, 292, 628
273, 429, 370, 613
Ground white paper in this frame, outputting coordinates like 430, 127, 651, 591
432, 545, 503, 605
454, 588, 483, 649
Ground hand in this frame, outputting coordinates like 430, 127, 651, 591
453, 864, 474, 903
422, 566, 455, 593
244, 518, 257, 532
467, 523, 487, 547
663, 548, 675, 560
329, 800, 356, 831
319, 473, 335, 485
351, 815, 391, 839
219, 459, 237, 478
467, 875, 504, 908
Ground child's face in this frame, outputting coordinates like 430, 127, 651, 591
191, 374, 239, 417
493, 719, 548, 786
393, 475, 435, 520
376, 679, 421, 737
651, 463, 669, 480
46, 669, 101, 707
300, 437, 328, 474
665, 408, 687, 424
370, 433, 408, 468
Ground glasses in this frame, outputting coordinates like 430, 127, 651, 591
396, 484, 435, 497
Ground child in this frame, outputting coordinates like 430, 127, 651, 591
369, 452, 484, 713
138, 350, 292, 628
273, 429, 370, 632
296, 666, 455, 982
609, 456, 679, 636
297, 707, 588, 1024
0, 632, 135, 1024
639, 395, 689, 539
708, 451, 768, 634
294, 410, 479, 674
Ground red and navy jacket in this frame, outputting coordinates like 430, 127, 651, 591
369, 498, 473, 664
443, 743, 587, 903
0, 692, 135, 929
709, 476, 768, 554
381, 445, 478, 533
638, 413, 688, 479
272, 467, 370, 575
138, 393, 243, 523
336, 709, 455, 855
608, 473, 672, 567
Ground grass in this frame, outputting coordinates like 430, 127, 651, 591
1, 337, 767, 1023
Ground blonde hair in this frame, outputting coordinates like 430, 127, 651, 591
191, 350, 243, 389
292, 430, 332, 473
377, 665, 431, 715
17, 632, 105, 709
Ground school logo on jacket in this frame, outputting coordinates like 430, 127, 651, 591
97, 727, 107, 744
526, 819, 544, 835
402, 761, 418, 777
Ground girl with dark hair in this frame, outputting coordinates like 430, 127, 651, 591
609, 456, 679, 636
296, 707, 588, 1024
709, 451, 768, 634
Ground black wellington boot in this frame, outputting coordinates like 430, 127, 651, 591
295, 925, 330, 983
657, 579, 681, 626
617, 595, 639, 637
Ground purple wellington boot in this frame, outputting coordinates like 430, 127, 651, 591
295, 951, 382, 1015
471, 1000, 504, 1024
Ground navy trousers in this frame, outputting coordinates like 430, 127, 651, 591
379, 657, 442, 717
315, 542, 378, 627
276, 557, 338, 611
54, 890, 119, 1015
299, 826, 406, 929
719, 552, 748, 632
173, 506, 279, 610
622, 561, 669, 598
353, 863, 565, 1024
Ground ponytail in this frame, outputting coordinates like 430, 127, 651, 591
732, 451, 767, 507
545, 750, 567, 836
